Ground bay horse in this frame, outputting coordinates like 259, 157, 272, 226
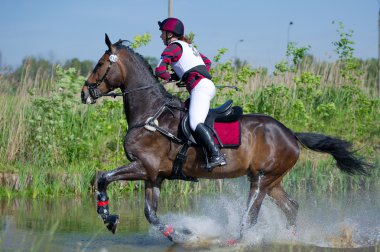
81, 34, 370, 243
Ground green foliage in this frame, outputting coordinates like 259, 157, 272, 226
333, 21, 355, 60
23, 66, 127, 168
332, 21, 364, 85
254, 84, 291, 119
286, 42, 311, 66
63, 58, 94, 76
274, 42, 310, 76
212, 48, 228, 63
25, 66, 88, 165
186, 32, 196, 44
274, 60, 291, 76
211, 47, 260, 92
236, 65, 257, 83
130, 33, 152, 49
294, 72, 322, 109
15, 57, 54, 82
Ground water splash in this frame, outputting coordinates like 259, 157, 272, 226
150, 186, 380, 249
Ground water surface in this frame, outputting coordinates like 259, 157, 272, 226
0, 188, 379, 251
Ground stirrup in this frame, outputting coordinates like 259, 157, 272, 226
201, 154, 227, 172
210, 155, 227, 167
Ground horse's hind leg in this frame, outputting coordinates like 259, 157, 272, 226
240, 172, 267, 236
96, 161, 148, 233
267, 184, 299, 233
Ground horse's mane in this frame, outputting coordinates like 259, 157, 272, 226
114, 40, 158, 81
114, 40, 178, 101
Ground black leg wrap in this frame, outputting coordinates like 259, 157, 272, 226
96, 192, 119, 234
97, 192, 109, 216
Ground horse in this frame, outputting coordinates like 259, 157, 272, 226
81, 34, 370, 243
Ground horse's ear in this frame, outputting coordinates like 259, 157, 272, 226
105, 33, 112, 50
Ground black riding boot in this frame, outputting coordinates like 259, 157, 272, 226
194, 123, 227, 170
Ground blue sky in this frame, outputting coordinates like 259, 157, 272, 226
0, 0, 377, 70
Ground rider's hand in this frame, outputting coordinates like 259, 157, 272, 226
176, 82, 186, 88
170, 72, 180, 81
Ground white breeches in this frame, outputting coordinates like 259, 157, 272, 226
189, 78, 216, 131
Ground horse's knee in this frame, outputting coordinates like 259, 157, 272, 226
97, 173, 108, 191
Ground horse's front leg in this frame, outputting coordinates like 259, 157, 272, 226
96, 161, 148, 233
144, 179, 194, 243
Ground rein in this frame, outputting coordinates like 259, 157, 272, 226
99, 82, 185, 144
101, 85, 154, 97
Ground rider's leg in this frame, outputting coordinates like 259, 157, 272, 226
189, 79, 226, 169
188, 79, 214, 131
194, 123, 226, 169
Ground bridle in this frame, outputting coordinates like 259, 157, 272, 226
83, 49, 120, 101
82, 45, 159, 103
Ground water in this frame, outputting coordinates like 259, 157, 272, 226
0, 188, 379, 251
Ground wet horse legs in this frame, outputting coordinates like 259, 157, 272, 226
144, 179, 194, 242
268, 184, 299, 232
240, 173, 267, 237
96, 161, 148, 233
144, 179, 171, 238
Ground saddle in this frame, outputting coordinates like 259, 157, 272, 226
168, 100, 243, 181
181, 100, 243, 147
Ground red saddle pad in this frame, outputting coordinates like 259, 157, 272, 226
213, 121, 241, 148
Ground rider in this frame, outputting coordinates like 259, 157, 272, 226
155, 17, 226, 170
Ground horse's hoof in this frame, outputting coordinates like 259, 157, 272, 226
179, 227, 192, 235
220, 238, 240, 247
171, 228, 198, 243
106, 214, 119, 234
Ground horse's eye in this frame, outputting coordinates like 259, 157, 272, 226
94, 62, 103, 70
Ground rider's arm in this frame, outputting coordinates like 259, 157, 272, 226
200, 53, 211, 72
155, 43, 182, 81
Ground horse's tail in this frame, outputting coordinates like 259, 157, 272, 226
294, 132, 371, 176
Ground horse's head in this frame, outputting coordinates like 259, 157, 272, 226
81, 34, 126, 104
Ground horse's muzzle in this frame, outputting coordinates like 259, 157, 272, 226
81, 90, 95, 104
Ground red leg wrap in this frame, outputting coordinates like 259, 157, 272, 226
97, 200, 109, 207
163, 226, 174, 237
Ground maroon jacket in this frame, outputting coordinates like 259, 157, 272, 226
155, 42, 212, 92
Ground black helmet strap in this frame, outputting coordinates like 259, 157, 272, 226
165, 31, 174, 46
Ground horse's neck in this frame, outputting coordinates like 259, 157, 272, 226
120, 48, 171, 127
122, 80, 168, 127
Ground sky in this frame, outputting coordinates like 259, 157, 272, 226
0, 0, 378, 71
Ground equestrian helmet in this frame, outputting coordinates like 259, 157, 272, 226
158, 18, 184, 37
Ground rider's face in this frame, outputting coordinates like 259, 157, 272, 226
160, 30, 173, 46
160, 31, 166, 44
160, 30, 167, 45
